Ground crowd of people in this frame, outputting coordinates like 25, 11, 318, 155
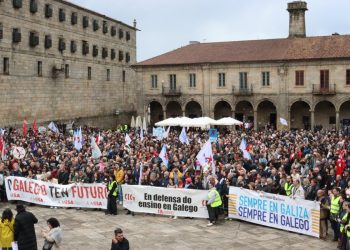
1, 124, 350, 248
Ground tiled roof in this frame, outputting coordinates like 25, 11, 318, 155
135, 35, 350, 66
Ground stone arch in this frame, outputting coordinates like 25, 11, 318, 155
185, 101, 202, 118
314, 100, 336, 130
290, 101, 311, 130
214, 101, 232, 119
339, 100, 350, 128
289, 98, 312, 112
166, 101, 182, 118
257, 100, 277, 130
149, 100, 163, 125
234, 100, 254, 123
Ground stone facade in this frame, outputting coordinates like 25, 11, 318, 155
135, 60, 350, 131
134, 1, 350, 131
0, 0, 137, 129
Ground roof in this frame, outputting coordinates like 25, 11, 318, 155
135, 35, 350, 67
57, 0, 137, 31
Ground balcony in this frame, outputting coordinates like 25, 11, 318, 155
312, 84, 336, 95
232, 85, 253, 96
162, 86, 182, 97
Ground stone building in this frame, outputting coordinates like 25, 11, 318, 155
134, 1, 350, 131
0, 0, 137, 128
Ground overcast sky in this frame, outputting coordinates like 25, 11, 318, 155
69, 0, 349, 62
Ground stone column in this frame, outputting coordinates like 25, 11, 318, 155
254, 110, 258, 130
336, 111, 340, 131
310, 110, 314, 131
163, 110, 166, 119
182, 110, 185, 117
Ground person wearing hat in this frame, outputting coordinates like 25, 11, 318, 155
14, 204, 38, 250
184, 177, 195, 189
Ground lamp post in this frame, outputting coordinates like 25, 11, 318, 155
147, 104, 151, 125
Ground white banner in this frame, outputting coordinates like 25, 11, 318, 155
228, 187, 320, 238
5, 177, 107, 209
122, 185, 209, 218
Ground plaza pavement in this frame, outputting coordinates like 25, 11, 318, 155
0, 203, 336, 250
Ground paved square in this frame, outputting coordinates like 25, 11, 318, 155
0, 203, 336, 250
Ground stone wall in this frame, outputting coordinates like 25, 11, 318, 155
0, 0, 137, 129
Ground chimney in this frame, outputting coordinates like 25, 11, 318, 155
133, 19, 137, 28
287, 1, 308, 38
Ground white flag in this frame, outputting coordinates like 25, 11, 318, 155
159, 145, 168, 168
74, 128, 83, 151
48, 122, 59, 134
140, 128, 144, 141
90, 136, 102, 159
163, 126, 170, 139
179, 127, 189, 145
196, 140, 215, 172
239, 138, 251, 160
125, 133, 132, 145
280, 117, 288, 126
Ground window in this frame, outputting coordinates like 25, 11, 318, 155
93, 20, 99, 31
126, 31, 130, 41
3, 57, 9, 75
70, 40, 77, 53
45, 4, 53, 18
111, 26, 116, 37
218, 73, 225, 87
0, 23, 3, 40
320, 70, 329, 89
125, 52, 130, 63
12, 28, 21, 43
118, 50, 124, 61
93, 45, 98, 57
262, 71, 270, 86
29, 32, 39, 47
169, 74, 176, 89
82, 16, 89, 28
37, 61, 42, 77
88, 66, 91, 80
295, 70, 304, 86
65, 64, 69, 78
71, 12, 78, 25
122, 70, 126, 83
103, 21, 108, 34
106, 69, 110, 81
58, 38, 65, 52
102, 47, 108, 59
59, 9, 66, 22
111, 49, 116, 60
189, 73, 196, 88
13, 0, 22, 9
30, 0, 37, 14
239, 72, 247, 89
82, 40, 89, 55
346, 70, 350, 85
45, 35, 52, 49
119, 29, 124, 39
151, 75, 157, 88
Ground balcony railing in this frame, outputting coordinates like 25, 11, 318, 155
162, 86, 182, 97
312, 84, 336, 95
232, 85, 253, 96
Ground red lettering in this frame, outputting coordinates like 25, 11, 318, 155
13, 179, 19, 191
90, 186, 97, 198
77, 187, 84, 198
41, 185, 47, 196
71, 186, 76, 198
19, 180, 25, 192
83, 187, 90, 199
97, 187, 104, 199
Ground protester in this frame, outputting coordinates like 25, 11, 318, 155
111, 228, 129, 250
1, 123, 350, 246
0, 208, 15, 250
106, 175, 118, 215
14, 204, 38, 250
42, 217, 62, 250
206, 177, 222, 226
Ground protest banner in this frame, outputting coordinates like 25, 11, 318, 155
5, 177, 107, 209
122, 185, 209, 218
208, 128, 218, 143
228, 187, 320, 238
